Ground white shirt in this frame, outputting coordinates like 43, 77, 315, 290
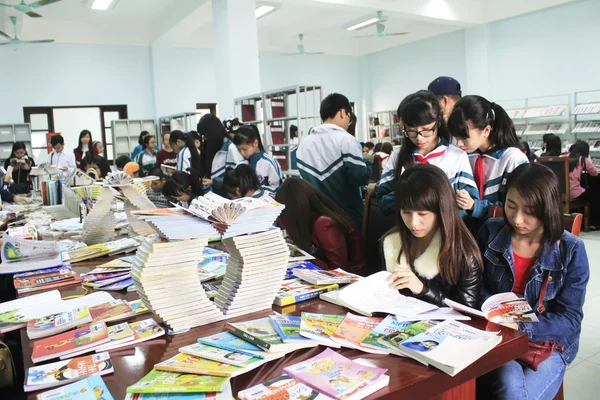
49, 149, 77, 174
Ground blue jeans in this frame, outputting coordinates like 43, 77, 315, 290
478, 351, 566, 400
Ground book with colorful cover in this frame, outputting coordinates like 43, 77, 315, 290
299, 313, 344, 347
68, 244, 111, 264
80, 271, 130, 283
284, 261, 321, 280
225, 317, 285, 352
25, 352, 113, 392
84, 274, 132, 289
99, 277, 134, 290
202, 281, 221, 300
154, 353, 240, 377
274, 279, 339, 307
96, 258, 133, 269
377, 320, 439, 358
27, 306, 92, 340
89, 300, 135, 323
94, 323, 135, 352
129, 299, 150, 315
198, 256, 228, 282
330, 313, 385, 354
282, 348, 388, 399
445, 293, 539, 324
268, 315, 312, 342
126, 370, 229, 394
36, 375, 113, 400
0, 290, 64, 334
179, 343, 263, 368
124, 381, 233, 399
238, 375, 334, 400
14, 264, 77, 290
292, 268, 362, 285
197, 332, 265, 359
32, 322, 110, 363
360, 315, 414, 353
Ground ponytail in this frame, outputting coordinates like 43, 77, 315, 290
197, 114, 227, 178
222, 164, 261, 199
183, 131, 204, 177
233, 125, 265, 152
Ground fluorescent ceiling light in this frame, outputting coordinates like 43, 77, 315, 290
92, 0, 113, 10
346, 17, 379, 31
255, 5, 275, 19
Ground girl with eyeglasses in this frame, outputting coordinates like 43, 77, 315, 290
447, 95, 528, 221
375, 90, 479, 216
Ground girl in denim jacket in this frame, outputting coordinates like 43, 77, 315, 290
477, 163, 590, 399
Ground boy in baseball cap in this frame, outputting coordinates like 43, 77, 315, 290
428, 76, 462, 122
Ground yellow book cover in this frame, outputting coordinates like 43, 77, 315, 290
154, 353, 240, 377
68, 244, 110, 263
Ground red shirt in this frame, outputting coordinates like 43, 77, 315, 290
156, 150, 177, 168
513, 252, 536, 295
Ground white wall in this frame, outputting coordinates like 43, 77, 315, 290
0, 44, 155, 124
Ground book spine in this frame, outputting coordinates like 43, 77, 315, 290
275, 285, 338, 307
224, 324, 271, 351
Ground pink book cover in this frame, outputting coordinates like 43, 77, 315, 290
282, 348, 387, 399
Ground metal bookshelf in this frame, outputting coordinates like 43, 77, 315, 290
367, 110, 400, 143
111, 119, 157, 161
158, 112, 198, 138
572, 89, 600, 156
0, 123, 32, 161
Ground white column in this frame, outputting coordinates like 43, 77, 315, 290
464, 24, 491, 99
212, 0, 261, 118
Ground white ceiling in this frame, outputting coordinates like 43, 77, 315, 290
0, 0, 578, 56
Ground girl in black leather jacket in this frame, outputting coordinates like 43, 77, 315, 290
381, 164, 482, 308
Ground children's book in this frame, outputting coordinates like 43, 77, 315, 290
202, 281, 221, 299
330, 313, 386, 354
89, 300, 135, 323
98, 319, 165, 352
98, 277, 134, 290
25, 352, 113, 392
179, 343, 264, 368
129, 299, 150, 315
377, 320, 439, 359
68, 244, 111, 263
154, 353, 240, 377
238, 375, 334, 400
282, 348, 389, 400
359, 315, 415, 353
32, 322, 110, 363
0, 290, 64, 334
0, 232, 63, 274
284, 261, 321, 280
398, 320, 502, 376
274, 279, 339, 306
292, 268, 362, 285
287, 244, 315, 262
126, 370, 229, 394
36, 375, 113, 400
94, 323, 135, 352
445, 293, 539, 324
299, 313, 344, 348
197, 332, 265, 359
15, 264, 82, 294
225, 317, 310, 353
124, 381, 233, 399
268, 315, 313, 342
27, 306, 92, 340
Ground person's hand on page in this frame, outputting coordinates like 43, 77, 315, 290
387, 268, 424, 295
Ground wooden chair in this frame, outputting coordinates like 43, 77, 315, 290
488, 205, 582, 237
536, 156, 590, 232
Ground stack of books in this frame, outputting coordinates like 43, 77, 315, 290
274, 278, 339, 306
215, 228, 289, 317
13, 263, 82, 295
103, 236, 144, 256
136, 213, 219, 240
82, 186, 117, 245
131, 238, 224, 331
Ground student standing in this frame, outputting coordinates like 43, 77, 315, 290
156, 132, 177, 170
130, 131, 158, 160
233, 125, 283, 194
448, 95, 528, 220
476, 163, 589, 399
4, 142, 35, 194
175, 131, 202, 173
428, 76, 462, 122
135, 135, 157, 174
382, 165, 481, 308
376, 90, 478, 216
296, 93, 371, 226
275, 177, 365, 275
73, 130, 98, 166
196, 114, 230, 191
222, 164, 265, 199
49, 135, 76, 174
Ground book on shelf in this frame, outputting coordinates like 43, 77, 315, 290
126, 370, 230, 394
337, 271, 438, 317
89, 299, 136, 323
398, 320, 502, 376
67, 244, 111, 263
125, 382, 233, 399
274, 279, 339, 306
299, 313, 344, 348
292, 268, 362, 285
0, 233, 64, 274
238, 375, 335, 400
179, 342, 267, 369
268, 315, 314, 343
24, 352, 113, 392
225, 317, 317, 353
287, 243, 315, 262
155, 353, 241, 377
36, 375, 113, 400
27, 305, 92, 340
445, 292, 539, 324
32, 322, 110, 363
284, 261, 322, 280
282, 348, 389, 400
95, 319, 165, 352
197, 332, 266, 359
330, 313, 386, 354
14, 263, 82, 294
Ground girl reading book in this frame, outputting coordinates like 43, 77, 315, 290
476, 163, 589, 399
4, 142, 35, 194
162, 169, 204, 208
222, 164, 264, 199
275, 178, 365, 275
382, 164, 482, 308
233, 125, 283, 194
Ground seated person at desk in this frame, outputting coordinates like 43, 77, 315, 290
146, 167, 170, 208
4, 142, 35, 194
476, 163, 589, 400
48, 135, 76, 174
381, 164, 482, 308
0, 188, 32, 206
115, 155, 131, 172
222, 164, 266, 199
274, 177, 365, 275
162, 169, 204, 208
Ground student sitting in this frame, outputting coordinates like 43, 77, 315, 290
115, 155, 130, 171
146, 167, 170, 208
80, 156, 102, 180
4, 142, 35, 194
382, 164, 481, 308
275, 177, 365, 275
518, 141, 537, 163
540, 134, 562, 157
375, 142, 393, 170
476, 163, 589, 399
562, 141, 600, 228
376, 90, 478, 216
0, 189, 31, 206
49, 135, 76, 174
162, 169, 204, 209
73, 130, 98, 166
233, 125, 283, 195
222, 164, 265, 200
123, 162, 140, 178
448, 95, 528, 220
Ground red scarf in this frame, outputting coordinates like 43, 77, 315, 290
474, 154, 485, 199
414, 149, 446, 165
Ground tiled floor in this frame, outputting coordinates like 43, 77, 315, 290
564, 230, 600, 399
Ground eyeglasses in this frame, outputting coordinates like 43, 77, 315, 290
403, 123, 437, 139
341, 109, 354, 124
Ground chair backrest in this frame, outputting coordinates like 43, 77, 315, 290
488, 205, 504, 218
370, 155, 382, 182
563, 213, 582, 237
536, 157, 570, 200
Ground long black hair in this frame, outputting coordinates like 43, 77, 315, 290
233, 125, 265, 152
162, 168, 204, 203
182, 131, 204, 176
138, 130, 150, 146
394, 90, 449, 183
4, 142, 31, 169
569, 140, 590, 172
448, 95, 519, 150
197, 114, 227, 178
222, 164, 261, 199
543, 134, 562, 156
76, 130, 92, 151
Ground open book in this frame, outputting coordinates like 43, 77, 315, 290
445, 292, 539, 324
0, 233, 63, 274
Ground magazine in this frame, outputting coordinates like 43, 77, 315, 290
445, 293, 539, 324
126, 370, 229, 394
239, 375, 334, 400
36, 375, 113, 400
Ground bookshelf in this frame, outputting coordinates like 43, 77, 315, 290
158, 112, 198, 138
572, 89, 600, 155
111, 119, 157, 161
367, 110, 400, 143
0, 123, 32, 161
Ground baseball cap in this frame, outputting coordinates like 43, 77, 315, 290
428, 76, 462, 96
124, 162, 140, 177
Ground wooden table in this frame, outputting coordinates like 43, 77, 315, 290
20, 256, 529, 400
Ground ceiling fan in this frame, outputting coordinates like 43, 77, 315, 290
281, 34, 325, 56
353, 11, 408, 38
0, 16, 54, 45
0, 0, 62, 18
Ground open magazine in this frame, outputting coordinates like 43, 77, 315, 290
445, 292, 539, 324
0, 233, 64, 274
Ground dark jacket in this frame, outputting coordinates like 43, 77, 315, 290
311, 215, 365, 276
73, 146, 99, 165
477, 218, 589, 364
381, 231, 481, 308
